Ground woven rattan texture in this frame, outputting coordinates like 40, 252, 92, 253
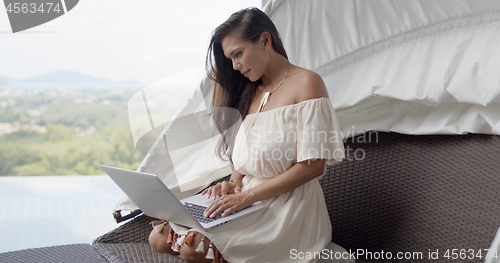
319, 132, 500, 262
94, 243, 183, 263
93, 214, 185, 263
94, 214, 155, 244
0, 244, 108, 263
94, 132, 500, 263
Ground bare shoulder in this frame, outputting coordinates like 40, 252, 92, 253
290, 67, 329, 103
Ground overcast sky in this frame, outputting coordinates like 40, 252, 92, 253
0, 0, 262, 85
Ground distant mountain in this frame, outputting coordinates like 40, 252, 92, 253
0, 71, 145, 89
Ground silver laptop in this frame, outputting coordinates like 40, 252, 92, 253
100, 164, 268, 230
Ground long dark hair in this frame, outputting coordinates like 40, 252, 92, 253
206, 7, 288, 164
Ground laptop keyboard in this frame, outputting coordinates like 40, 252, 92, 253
184, 202, 223, 224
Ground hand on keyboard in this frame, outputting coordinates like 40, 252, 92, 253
201, 180, 242, 200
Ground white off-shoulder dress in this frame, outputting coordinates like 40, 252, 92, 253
170, 97, 345, 263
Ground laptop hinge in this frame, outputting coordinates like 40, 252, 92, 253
113, 209, 143, 223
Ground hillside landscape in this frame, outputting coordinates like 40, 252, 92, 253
0, 71, 193, 176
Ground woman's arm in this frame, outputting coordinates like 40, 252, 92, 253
246, 158, 325, 202
204, 158, 325, 218
229, 169, 245, 186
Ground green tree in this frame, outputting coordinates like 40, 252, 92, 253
1, 125, 143, 176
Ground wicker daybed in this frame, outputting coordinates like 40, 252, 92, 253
90, 131, 500, 263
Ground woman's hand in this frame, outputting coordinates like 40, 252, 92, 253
203, 191, 254, 218
201, 180, 242, 200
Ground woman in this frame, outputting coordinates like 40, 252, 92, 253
149, 7, 345, 263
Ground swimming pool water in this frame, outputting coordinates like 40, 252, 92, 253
0, 176, 125, 253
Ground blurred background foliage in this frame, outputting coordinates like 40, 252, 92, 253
0, 125, 142, 176
0, 88, 189, 176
